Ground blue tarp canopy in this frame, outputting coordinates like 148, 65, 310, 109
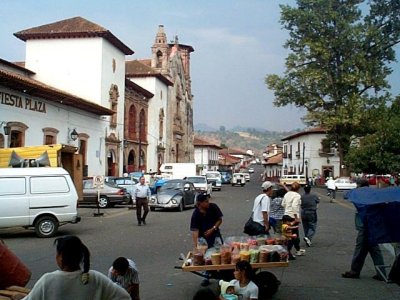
345, 187, 400, 244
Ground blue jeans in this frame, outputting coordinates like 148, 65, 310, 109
302, 210, 317, 240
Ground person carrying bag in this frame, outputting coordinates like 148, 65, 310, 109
244, 181, 273, 236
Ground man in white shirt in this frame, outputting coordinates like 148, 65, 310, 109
133, 176, 151, 226
326, 177, 336, 202
252, 181, 273, 234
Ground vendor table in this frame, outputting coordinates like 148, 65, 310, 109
181, 252, 289, 272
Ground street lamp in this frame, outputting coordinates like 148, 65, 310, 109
68, 128, 78, 142
0, 122, 10, 136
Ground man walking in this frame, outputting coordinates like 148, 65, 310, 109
251, 181, 274, 235
133, 176, 151, 226
301, 185, 320, 247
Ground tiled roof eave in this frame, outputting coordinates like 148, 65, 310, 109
0, 69, 113, 115
14, 31, 134, 55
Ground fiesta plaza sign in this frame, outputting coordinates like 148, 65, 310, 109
0, 90, 46, 113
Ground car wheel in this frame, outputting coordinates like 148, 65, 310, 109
35, 216, 59, 238
98, 196, 109, 208
178, 200, 184, 212
231, 183, 234, 186
241, 184, 245, 187
150, 207, 156, 211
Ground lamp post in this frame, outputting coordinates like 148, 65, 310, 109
0, 122, 10, 148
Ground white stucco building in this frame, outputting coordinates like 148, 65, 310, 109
0, 58, 112, 178
193, 137, 222, 174
281, 128, 340, 181
13, 16, 134, 177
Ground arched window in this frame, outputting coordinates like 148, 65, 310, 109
156, 50, 163, 68
128, 105, 137, 140
7, 122, 28, 148
42, 127, 59, 145
139, 109, 146, 142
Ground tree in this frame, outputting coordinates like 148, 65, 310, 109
346, 97, 400, 173
266, 0, 400, 175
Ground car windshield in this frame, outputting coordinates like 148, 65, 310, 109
186, 177, 206, 183
160, 181, 183, 190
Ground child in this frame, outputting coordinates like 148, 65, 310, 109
219, 280, 238, 300
282, 215, 300, 260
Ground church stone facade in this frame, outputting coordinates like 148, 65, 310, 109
150, 25, 194, 164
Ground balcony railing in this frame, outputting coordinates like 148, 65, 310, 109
318, 148, 335, 157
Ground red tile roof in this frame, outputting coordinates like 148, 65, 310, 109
281, 127, 327, 141
265, 153, 283, 165
193, 137, 222, 149
14, 16, 134, 55
125, 60, 173, 86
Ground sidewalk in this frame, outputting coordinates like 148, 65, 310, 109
271, 188, 400, 299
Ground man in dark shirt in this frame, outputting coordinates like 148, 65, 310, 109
301, 185, 320, 247
190, 193, 223, 249
190, 193, 223, 286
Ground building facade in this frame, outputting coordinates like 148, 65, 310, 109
193, 137, 222, 174
13, 16, 134, 177
281, 128, 340, 181
0, 58, 113, 179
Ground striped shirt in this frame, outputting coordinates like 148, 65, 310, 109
108, 259, 139, 289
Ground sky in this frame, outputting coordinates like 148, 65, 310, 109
0, 0, 399, 132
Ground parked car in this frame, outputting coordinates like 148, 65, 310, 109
107, 177, 138, 204
185, 176, 212, 196
279, 174, 307, 186
205, 171, 222, 191
220, 171, 232, 184
82, 179, 130, 208
248, 168, 255, 173
325, 177, 357, 190
0, 167, 80, 238
232, 173, 245, 187
149, 179, 197, 211
243, 172, 251, 182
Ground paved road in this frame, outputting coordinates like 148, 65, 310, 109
2, 166, 400, 299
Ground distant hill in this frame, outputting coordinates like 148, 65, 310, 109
194, 127, 300, 156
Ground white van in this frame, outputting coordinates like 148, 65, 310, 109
0, 167, 81, 237
279, 174, 307, 186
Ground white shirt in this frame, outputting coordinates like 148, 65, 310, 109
281, 191, 301, 218
252, 194, 270, 225
326, 179, 336, 190
23, 269, 130, 300
230, 279, 258, 300
133, 183, 151, 199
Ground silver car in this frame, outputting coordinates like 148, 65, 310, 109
149, 179, 197, 212
82, 179, 130, 208
107, 177, 138, 204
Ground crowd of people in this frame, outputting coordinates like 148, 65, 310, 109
20, 173, 393, 300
